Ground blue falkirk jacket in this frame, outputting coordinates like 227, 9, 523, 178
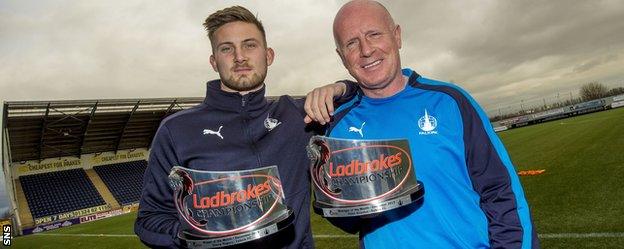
135, 80, 325, 248
327, 69, 539, 249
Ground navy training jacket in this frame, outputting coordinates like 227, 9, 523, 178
136, 80, 323, 248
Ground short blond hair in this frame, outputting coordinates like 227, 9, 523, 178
203, 6, 267, 46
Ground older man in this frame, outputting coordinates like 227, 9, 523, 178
309, 1, 539, 248
134, 6, 354, 249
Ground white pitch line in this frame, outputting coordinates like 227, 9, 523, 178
313, 235, 357, 238
538, 233, 624, 239
34, 233, 358, 238
33, 232, 624, 239
35, 233, 136, 237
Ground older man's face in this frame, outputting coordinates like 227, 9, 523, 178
334, 6, 402, 91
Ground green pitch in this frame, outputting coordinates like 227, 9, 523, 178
11, 108, 624, 248
498, 107, 624, 248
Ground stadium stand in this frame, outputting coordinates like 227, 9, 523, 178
84, 168, 121, 209
93, 160, 147, 205
3, 98, 211, 234
19, 169, 106, 219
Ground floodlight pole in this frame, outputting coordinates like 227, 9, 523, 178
115, 101, 140, 154
37, 103, 51, 162
79, 101, 98, 158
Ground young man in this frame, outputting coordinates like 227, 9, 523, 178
134, 6, 351, 248
310, 1, 540, 248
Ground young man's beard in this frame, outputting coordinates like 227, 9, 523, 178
221, 71, 266, 92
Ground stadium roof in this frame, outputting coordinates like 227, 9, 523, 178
2, 98, 204, 163
2, 95, 296, 163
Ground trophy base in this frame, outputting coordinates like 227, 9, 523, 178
313, 181, 424, 217
180, 209, 294, 249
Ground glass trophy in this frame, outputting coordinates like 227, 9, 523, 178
308, 136, 424, 217
169, 165, 293, 248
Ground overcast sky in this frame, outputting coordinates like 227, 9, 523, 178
1, 0, 624, 116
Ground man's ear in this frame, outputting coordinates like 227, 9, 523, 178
266, 47, 275, 66
336, 48, 347, 68
394, 24, 402, 49
209, 54, 218, 72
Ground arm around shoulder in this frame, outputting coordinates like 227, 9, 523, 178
303, 80, 360, 124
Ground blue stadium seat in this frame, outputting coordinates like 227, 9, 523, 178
93, 160, 147, 205
19, 169, 107, 219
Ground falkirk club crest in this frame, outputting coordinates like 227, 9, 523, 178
264, 115, 281, 131
418, 109, 438, 135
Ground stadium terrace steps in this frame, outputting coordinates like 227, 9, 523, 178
19, 169, 107, 219
93, 160, 147, 206
14, 179, 34, 227
85, 169, 121, 210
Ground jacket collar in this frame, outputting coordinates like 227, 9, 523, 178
405, 68, 421, 87
354, 68, 421, 98
203, 80, 269, 116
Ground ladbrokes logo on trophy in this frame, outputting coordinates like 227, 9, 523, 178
192, 181, 271, 209
329, 152, 402, 176
169, 166, 293, 248
308, 136, 424, 217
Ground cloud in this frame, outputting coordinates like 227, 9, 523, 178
385, 0, 624, 113
1, 0, 623, 115
572, 54, 619, 74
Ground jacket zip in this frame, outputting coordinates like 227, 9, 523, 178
240, 94, 262, 167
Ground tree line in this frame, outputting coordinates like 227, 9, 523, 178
580, 81, 624, 101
